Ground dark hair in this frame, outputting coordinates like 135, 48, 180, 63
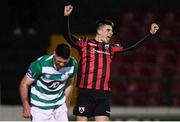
55, 43, 70, 59
96, 19, 114, 30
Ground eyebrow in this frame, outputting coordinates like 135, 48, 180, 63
57, 60, 67, 63
107, 28, 112, 31
57, 58, 69, 63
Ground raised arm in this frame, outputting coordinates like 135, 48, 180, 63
63, 5, 79, 47
121, 23, 159, 52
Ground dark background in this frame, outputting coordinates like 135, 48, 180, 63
6, 0, 180, 35
1, 0, 180, 105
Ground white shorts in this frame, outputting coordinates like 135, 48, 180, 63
31, 103, 68, 121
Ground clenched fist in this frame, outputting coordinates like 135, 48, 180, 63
64, 5, 73, 16
150, 23, 159, 35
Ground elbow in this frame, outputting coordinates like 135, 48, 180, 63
63, 34, 69, 41
64, 36, 77, 48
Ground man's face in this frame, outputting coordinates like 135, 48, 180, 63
53, 55, 70, 69
98, 25, 113, 43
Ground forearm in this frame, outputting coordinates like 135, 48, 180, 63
65, 78, 74, 107
19, 76, 32, 106
63, 16, 78, 47
65, 85, 73, 107
19, 83, 29, 106
122, 33, 152, 52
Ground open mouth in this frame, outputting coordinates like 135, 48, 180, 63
107, 36, 111, 40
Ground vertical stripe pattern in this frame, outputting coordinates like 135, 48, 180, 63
75, 38, 123, 91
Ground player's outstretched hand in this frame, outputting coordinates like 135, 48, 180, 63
150, 23, 159, 35
64, 5, 73, 16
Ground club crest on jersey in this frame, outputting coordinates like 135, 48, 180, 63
105, 44, 109, 49
79, 107, 85, 113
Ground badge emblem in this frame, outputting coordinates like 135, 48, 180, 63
79, 107, 85, 113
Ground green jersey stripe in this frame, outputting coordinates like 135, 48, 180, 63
35, 85, 64, 95
31, 87, 63, 100
31, 92, 65, 103
41, 74, 63, 82
31, 96, 65, 107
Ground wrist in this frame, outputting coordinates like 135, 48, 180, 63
22, 100, 29, 106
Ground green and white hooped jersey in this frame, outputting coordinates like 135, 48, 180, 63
26, 55, 78, 110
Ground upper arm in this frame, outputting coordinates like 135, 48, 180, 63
111, 44, 124, 53
66, 36, 88, 48
20, 61, 41, 88
63, 16, 88, 48
63, 16, 80, 47
65, 77, 74, 88
26, 61, 42, 81
120, 33, 152, 52
20, 75, 34, 87
69, 59, 78, 79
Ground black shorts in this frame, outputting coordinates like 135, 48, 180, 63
73, 88, 111, 117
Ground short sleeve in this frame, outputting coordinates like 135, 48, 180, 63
26, 61, 42, 81
111, 43, 124, 52
69, 58, 78, 79
74, 37, 88, 47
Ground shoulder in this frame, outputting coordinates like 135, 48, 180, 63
37, 55, 53, 63
37, 55, 52, 61
65, 56, 78, 70
79, 37, 90, 42
32, 55, 53, 66
68, 57, 78, 75
69, 56, 78, 66
110, 43, 123, 47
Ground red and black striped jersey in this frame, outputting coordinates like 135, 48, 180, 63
74, 37, 123, 91
63, 16, 152, 91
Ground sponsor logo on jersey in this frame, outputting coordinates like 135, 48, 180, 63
94, 49, 110, 55
48, 81, 61, 89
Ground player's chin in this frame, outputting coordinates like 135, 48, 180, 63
105, 38, 110, 43
151, 31, 156, 35
57, 66, 62, 69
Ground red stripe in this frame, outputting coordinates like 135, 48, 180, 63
96, 44, 103, 90
112, 46, 123, 52
87, 45, 94, 89
104, 49, 111, 90
79, 40, 88, 88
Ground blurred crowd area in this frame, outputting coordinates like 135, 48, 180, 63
111, 11, 180, 107
1, 0, 180, 105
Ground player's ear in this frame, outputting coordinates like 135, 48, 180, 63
97, 28, 102, 35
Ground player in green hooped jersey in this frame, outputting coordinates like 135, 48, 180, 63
19, 43, 78, 121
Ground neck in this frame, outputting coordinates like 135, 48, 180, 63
95, 35, 103, 43
52, 57, 57, 69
